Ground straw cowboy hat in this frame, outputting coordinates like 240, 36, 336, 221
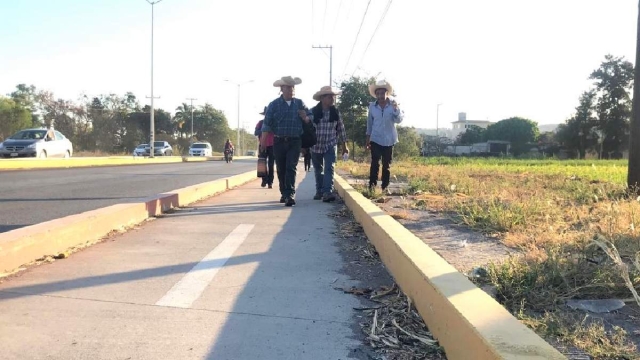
273, 76, 302, 87
368, 79, 393, 98
313, 86, 342, 101
259, 106, 267, 115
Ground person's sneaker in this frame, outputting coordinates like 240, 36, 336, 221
285, 197, 296, 207
313, 192, 322, 200
280, 196, 286, 203
268, 184, 273, 189
322, 193, 336, 202
261, 179, 267, 188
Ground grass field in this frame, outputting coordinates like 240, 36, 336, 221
339, 157, 640, 359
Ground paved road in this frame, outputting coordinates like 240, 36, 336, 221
0, 159, 255, 233
0, 174, 367, 360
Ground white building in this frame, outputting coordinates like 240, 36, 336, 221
450, 112, 493, 140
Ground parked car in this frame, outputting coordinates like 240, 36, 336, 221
144, 141, 173, 156
0, 128, 73, 159
189, 142, 213, 157
246, 150, 257, 156
133, 144, 148, 156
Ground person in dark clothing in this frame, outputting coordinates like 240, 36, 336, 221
255, 107, 274, 188
302, 148, 311, 171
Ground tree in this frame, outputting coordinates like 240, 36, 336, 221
590, 54, 634, 158
555, 90, 599, 159
484, 117, 539, 155
0, 97, 31, 141
337, 76, 374, 156
9, 84, 40, 126
455, 125, 486, 145
394, 126, 421, 159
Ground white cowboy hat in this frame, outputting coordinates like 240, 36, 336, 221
313, 86, 342, 101
273, 76, 302, 87
368, 79, 393, 98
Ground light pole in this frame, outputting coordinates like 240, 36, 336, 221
436, 103, 443, 154
145, 0, 164, 158
186, 97, 197, 143
224, 79, 254, 156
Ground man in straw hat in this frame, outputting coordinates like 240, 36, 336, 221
255, 106, 274, 188
366, 79, 404, 192
260, 76, 313, 206
310, 86, 348, 202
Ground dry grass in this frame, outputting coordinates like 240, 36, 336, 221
338, 157, 640, 359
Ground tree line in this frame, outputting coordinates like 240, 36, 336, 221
0, 84, 257, 154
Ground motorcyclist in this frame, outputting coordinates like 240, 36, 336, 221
224, 139, 234, 163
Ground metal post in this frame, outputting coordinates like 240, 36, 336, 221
146, 0, 164, 158
629, 0, 640, 189
312, 45, 333, 85
436, 103, 443, 154
237, 85, 240, 156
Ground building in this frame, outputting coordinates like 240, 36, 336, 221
450, 112, 493, 140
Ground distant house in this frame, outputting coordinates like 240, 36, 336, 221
450, 112, 493, 140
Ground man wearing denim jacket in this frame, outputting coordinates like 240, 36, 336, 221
366, 80, 404, 192
260, 76, 313, 207
310, 86, 348, 202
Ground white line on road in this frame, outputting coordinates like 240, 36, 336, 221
155, 224, 255, 308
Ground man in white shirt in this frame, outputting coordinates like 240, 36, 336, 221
365, 80, 404, 192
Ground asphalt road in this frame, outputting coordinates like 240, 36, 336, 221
0, 159, 256, 233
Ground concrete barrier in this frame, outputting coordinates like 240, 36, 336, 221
333, 175, 566, 360
0, 171, 257, 274
0, 156, 256, 170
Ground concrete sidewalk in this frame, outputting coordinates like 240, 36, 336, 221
0, 170, 366, 360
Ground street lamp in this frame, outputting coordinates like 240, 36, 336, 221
224, 79, 254, 156
145, 0, 164, 158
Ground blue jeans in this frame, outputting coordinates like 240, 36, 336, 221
311, 145, 337, 195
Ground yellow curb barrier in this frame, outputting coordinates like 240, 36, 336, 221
334, 175, 566, 360
0, 156, 256, 170
0, 170, 259, 274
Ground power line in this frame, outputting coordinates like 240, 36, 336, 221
322, 0, 328, 40
330, 0, 344, 41
342, 0, 372, 76
352, 0, 393, 77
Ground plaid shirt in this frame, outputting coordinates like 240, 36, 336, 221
311, 108, 347, 154
261, 96, 313, 137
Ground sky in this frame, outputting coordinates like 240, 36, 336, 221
0, 0, 638, 132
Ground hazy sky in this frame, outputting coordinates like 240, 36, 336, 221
1, 0, 637, 131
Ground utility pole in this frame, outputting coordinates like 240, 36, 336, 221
629, 0, 640, 191
145, 0, 164, 158
312, 45, 333, 85
146, 95, 160, 157
186, 98, 197, 144
436, 103, 443, 154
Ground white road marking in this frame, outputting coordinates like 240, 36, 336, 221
155, 224, 254, 308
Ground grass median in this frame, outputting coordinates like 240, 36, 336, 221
338, 157, 639, 359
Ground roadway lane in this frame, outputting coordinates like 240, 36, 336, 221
0, 159, 256, 233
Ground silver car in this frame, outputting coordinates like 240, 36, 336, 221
133, 144, 148, 156
0, 128, 73, 159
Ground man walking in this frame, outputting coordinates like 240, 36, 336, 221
260, 76, 313, 206
366, 80, 403, 192
310, 86, 348, 202
255, 107, 274, 188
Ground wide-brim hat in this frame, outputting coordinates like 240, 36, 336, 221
369, 80, 393, 98
313, 86, 342, 101
273, 76, 302, 87
259, 106, 267, 115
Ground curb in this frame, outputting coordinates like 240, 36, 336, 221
0, 156, 256, 171
334, 175, 566, 360
0, 170, 259, 274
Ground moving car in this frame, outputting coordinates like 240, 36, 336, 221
189, 142, 213, 157
0, 128, 73, 159
133, 144, 148, 156
144, 141, 173, 156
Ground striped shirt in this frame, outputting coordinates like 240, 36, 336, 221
311, 109, 347, 154
261, 96, 313, 137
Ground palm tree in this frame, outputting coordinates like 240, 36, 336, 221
173, 103, 191, 139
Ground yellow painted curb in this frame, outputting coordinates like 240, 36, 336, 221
0, 156, 256, 170
0, 170, 259, 274
334, 175, 566, 360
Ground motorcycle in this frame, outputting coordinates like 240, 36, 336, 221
224, 148, 234, 163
